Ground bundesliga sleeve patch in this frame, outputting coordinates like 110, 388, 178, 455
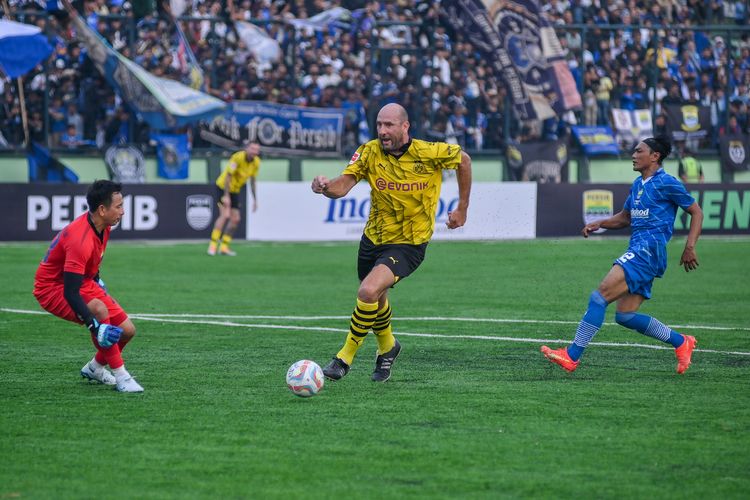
348, 152, 360, 164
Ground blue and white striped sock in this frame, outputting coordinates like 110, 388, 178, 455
615, 312, 684, 348
568, 290, 608, 361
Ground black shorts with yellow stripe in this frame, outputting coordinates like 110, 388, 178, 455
357, 234, 427, 284
215, 186, 242, 210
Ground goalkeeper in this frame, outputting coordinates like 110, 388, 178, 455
33, 180, 143, 393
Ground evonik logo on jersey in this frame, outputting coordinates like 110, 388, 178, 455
374, 177, 429, 192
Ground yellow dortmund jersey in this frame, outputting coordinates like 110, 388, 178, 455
215, 151, 261, 193
342, 138, 462, 245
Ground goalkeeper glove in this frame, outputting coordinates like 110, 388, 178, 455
88, 318, 122, 348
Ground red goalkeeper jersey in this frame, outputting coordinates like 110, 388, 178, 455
35, 212, 111, 287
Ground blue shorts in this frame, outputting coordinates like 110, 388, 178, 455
612, 243, 667, 299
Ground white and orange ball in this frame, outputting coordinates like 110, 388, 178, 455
286, 360, 324, 397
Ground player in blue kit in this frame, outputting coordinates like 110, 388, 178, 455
541, 136, 704, 374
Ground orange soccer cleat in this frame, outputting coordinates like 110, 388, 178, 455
675, 335, 696, 374
541, 345, 580, 372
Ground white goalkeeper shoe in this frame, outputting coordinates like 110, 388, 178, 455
115, 376, 144, 393
80, 363, 116, 386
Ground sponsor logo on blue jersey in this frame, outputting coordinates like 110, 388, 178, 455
630, 208, 650, 219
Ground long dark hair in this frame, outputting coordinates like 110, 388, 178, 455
642, 136, 672, 165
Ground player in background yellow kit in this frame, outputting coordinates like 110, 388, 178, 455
208, 142, 261, 256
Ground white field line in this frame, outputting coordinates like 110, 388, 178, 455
126, 312, 750, 333
3, 307, 749, 357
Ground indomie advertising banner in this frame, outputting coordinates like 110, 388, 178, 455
200, 101, 345, 157
246, 182, 537, 241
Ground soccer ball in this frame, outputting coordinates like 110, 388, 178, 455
286, 360, 324, 397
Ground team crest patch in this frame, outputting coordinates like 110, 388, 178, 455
729, 140, 746, 164
186, 195, 213, 231
348, 152, 360, 164
680, 105, 700, 132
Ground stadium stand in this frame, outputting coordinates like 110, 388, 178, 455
0, 0, 748, 168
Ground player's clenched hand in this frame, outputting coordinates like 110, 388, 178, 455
88, 319, 122, 348
446, 208, 467, 229
582, 222, 601, 238
311, 176, 330, 194
680, 246, 699, 272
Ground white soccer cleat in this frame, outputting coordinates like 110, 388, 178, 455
115, 376, 144, 393
80, 363, 116, 385
207, 242, 217, 256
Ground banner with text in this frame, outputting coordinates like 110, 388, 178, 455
200, 101, 345, 157
440, 0, 580, 122
664, 104, 712, 143
537, 183, 750, 236
0, 183, 238, 241
246, 182, 537, 241
571, 126, 619, 155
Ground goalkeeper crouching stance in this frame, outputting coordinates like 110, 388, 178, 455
311, 103, 472, 382
33, 180, 143, 393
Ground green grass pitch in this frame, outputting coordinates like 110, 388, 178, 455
1, 237, 749, 498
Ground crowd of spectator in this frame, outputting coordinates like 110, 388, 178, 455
0, 0, 749, 155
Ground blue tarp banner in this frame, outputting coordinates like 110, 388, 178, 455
200, 101, 345, 157
28, 142, 79, 183
0, 20, 53, 78
572, 126, 620, 155
71, 12, 225, 130
154, 133, 190, 179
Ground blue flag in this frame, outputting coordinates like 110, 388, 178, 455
572, 126, 620, 155
28, 142, 80, 183
71, 11, 226, 130
153, 133, 190, 179
0, 20, 53, 78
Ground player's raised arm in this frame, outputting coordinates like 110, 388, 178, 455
311, 174, 357, 199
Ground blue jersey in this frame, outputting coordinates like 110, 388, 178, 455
623, 168, 695, 248
615, 168, 695, 298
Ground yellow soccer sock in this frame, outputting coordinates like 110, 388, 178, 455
220, 234, 233, 250
210, 229, 222, 244
336, 298, 378, 365
373, 299, 395, 355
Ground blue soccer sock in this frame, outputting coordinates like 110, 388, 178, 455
615, 312, 685, 348
568, 290, 608, 361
